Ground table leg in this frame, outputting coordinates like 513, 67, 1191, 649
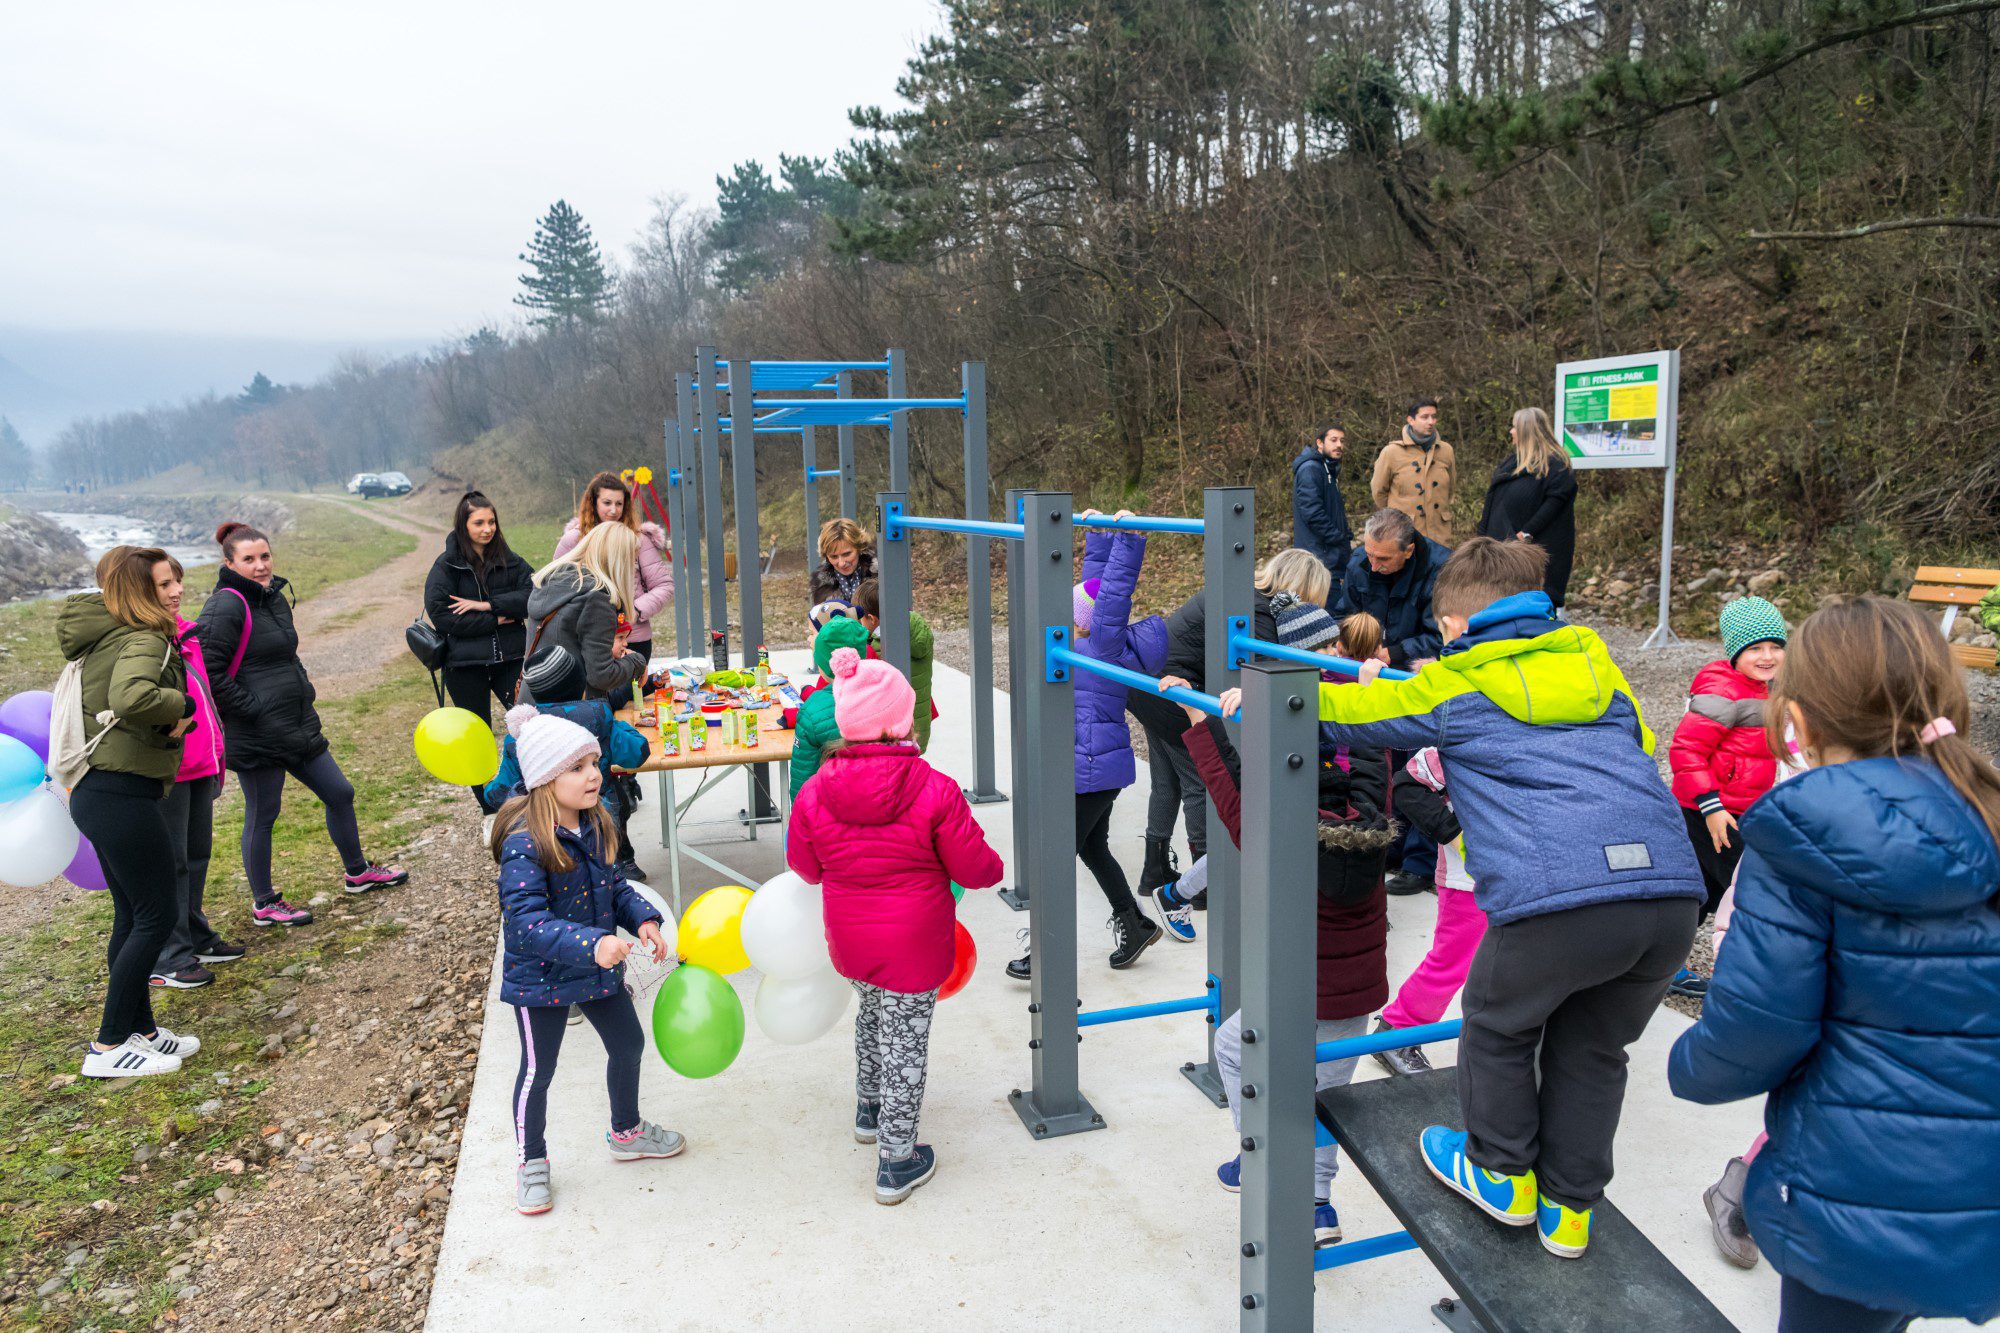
663, 770, 683, 917
779, 760, 790, 853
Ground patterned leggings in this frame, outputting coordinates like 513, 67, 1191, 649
852, 981, 939, 1162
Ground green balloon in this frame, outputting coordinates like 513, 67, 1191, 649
950, 881, 966, 903
651, 964, 745, 1079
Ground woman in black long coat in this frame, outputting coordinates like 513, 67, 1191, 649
197, 521, 406, 929
1478, 406, 1578, 607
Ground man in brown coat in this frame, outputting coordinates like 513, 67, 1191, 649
1371, 397, 1456, 544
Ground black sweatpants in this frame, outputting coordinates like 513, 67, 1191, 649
443, 660, 521, 812
1680, 804, 1746, 918
1077, 787, 1139, 917
1127, 689, 1208, 858
510, 993, 644, 1163
1457, 895, 1700, 1210
71, 769, 175, 1046
1780, 1276, 1914, 1333
155, 775, 222, 975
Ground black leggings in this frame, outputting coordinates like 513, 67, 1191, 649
1780, 1276, 1913, 1333
443, 660, 521, 810
71, 769, 175, 1045
1077, 788, 1138, 917
510, 994, 644, 1162
1681, 804, 1746, 918
238, 750, 366, 904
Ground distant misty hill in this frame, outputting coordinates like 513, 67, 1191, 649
0, 325, 433, 447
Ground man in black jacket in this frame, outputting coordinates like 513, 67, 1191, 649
1291, 422, 1351, 588
1335, 508, 1450, 669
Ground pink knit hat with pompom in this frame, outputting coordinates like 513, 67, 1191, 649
828, 646, 915, 742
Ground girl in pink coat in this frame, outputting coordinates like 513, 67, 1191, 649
151, 556, 243, 987
787, 646, 1003, 1205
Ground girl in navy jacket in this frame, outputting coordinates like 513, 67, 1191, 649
490, 705, 680, 1216
1669, 597, 2000, 1332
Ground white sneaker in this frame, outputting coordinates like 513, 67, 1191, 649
82, 1035, 182, 1079
142, 1026, 201, 1058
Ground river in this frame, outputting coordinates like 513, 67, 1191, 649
34, 511, 216, 597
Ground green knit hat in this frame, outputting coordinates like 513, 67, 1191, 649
812, 615, 870, 679
1720, 596, 1788, 665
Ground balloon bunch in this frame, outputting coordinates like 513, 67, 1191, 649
413, 708, 500, 787
0, 691, 101, 890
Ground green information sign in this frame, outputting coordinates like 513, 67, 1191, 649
1553, 351, 1675, 471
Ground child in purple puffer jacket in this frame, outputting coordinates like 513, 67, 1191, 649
1007, 510, 1168, 981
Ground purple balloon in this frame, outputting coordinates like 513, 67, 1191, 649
0, 690, 54, 763
65, 834, 108, 892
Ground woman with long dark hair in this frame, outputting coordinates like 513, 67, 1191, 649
552, 472, 672, 663
197, 521, 406, 928
425, 492, 533, 807
57, 546, 201, 1077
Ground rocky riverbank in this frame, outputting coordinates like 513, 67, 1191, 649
0, 504, 92, 602
9, 493, 295, 549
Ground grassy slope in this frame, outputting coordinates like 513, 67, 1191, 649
0, 502, 430, 1328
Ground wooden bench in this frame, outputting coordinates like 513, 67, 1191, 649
1908, 566, 2000, 671
1316, 1069, 1737, 1332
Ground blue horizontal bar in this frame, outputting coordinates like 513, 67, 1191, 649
1230, 631, 1415, 681
1313, 1230, 1421, 1269
755, 397, 965, 410
1072, 513, 1206, 535
1047, 637, 1226, 718
807, 468, 843, 479
898, 515, 1024, 541
1315, 1018, 1460, 1063
714, 417, 807, 434
1078, 993, 1211, 1028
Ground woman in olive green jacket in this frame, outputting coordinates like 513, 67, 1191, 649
56, 546, 200, 1079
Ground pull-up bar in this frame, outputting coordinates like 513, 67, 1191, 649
882, 500, 1025, 544
1071, 512, 1207, 535
1044, 631, 1230, 718
1227, 625, 1418, 681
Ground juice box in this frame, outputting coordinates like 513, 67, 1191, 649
687, 719, 706, 753
741, 709, 760, 749
658, 721, 679, 758
719, 711, 739, 747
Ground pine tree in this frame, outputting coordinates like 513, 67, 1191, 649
0, 417, 30, 484
515, 200, 614, 332
238, 372, 281, 408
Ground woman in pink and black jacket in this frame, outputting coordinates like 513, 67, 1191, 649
150, 552, 245, 988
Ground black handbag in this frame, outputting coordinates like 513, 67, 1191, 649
405, 614, 447, 672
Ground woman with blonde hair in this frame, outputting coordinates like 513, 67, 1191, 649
522, 521, 647, 703
553, 471, 672, 662
1479, 406, 1577, 607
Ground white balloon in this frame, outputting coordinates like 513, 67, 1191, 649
0, 784, 81, 887
627, 880, 676, 932
741, 871, 832, 980
753, 969, 851, 1045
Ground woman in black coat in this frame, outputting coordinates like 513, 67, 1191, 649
197, 522, 405, 929
1478, 406, 1578, 607
423, 491, 533, 720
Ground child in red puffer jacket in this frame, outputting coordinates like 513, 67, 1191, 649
787, 646, 1004, 1207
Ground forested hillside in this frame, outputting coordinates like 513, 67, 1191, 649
42, 0, 2000, 585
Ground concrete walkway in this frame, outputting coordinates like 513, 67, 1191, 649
428, 654, 1921, 1331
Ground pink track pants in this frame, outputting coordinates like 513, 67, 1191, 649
1380, 884, 1487, 1029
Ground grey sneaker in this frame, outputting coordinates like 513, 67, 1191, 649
516, 1158, 552, 1215
1704, 1157, 1760, 1269
1369, 1019, 1433, 1077
608, 1119, 685, 1161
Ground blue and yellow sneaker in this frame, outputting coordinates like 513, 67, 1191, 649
1537, 1193, 1591, 1258
1419, 1126, 1536, 1226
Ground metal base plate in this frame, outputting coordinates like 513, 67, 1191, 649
964, 788, 1010, 805
997, 887, 1030, 912
1431, 1297, 1486, 1331
1181, 1059, 1229, 1107
1008, 1087, 1104, 1140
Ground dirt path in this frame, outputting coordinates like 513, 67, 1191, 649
290, 498, 451, 699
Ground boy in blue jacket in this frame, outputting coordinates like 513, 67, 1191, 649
1285, 537, 1703, 1258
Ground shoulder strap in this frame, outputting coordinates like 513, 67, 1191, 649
222, 587, 254, 679
510, 607, 566, 705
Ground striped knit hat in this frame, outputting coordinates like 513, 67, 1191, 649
1073, 578, 1102, 633
1720, 596, 1788, 665
1276, 600, 1341, 652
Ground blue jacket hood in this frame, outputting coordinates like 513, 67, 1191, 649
1446, 590, 1561, 654
1746, 756, 2000, 917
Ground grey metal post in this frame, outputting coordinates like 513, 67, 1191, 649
664, 416, 691, 659
998, 488, 1031, 911
1236, 662, 1322, 1332
1186, 486, 1256, 1107
1010, 490, 1102, 1141
728, 360, 764, 665
675, 373, 706, 655
1641, 348, 1684, 648
876, 493, 912, 679
801, 425, 820, 556
835, 370, 857, 520
696, 348, 728, 667
962, 362, 1004, 804
887, 347, 910, 494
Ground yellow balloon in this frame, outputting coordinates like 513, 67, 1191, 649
633, 466, 653, 485
677, 885, 753, 974
413, 707, 500, 786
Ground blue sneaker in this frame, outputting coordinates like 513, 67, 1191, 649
874, 1144, 937, 1205
1419, 1126, 1536, 1226
1667, 967, 1709, 999
1217, 1155, 1241, 1193
1158, 881, 1197, 943
1314, 1201, 1343, 1248
1537, 1192, 1592, 1258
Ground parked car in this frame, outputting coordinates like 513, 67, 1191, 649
377, 471, 413, 495
346, 472, 381, 495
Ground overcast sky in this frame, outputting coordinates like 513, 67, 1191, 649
0, 0, 939, 343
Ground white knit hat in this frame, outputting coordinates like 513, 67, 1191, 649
504, 705, 600, 791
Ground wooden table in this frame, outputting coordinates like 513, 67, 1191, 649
616, 703, 795, 912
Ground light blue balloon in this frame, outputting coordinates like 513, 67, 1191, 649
0, 734, 43, 804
